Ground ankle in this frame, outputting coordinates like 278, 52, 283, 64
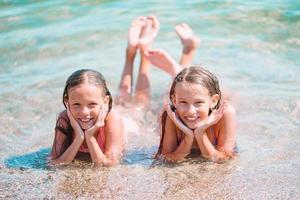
126, 45, 137, 55
182, 45, 196, 54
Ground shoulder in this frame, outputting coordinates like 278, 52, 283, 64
105, 108, 122, 122
105, 108, 124, 128
55, 110, 69, 129
57, 110, 68, 119
163, 112, 177, 132
223, 103, 236, 118
218, 103, 236, 129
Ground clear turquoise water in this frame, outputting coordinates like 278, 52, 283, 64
1, 1, 300, 199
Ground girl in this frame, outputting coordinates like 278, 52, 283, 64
50, 69, 124, 166
150, 61, 237, 163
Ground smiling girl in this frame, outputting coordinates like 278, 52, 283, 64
50, 69, 124, 166
144, 47, 237, 163
154, 66, 237, 163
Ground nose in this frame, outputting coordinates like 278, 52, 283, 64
81, 106, 90, 116
186, 104, 197, 114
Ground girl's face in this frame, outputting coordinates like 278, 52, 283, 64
173, 82, 219, 129
66, 84, 108, 130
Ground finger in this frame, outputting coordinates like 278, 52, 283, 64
66, 104, 73, 120
165, 104, 174, 116
96, 107, 104, 127
163, 101, 169, 108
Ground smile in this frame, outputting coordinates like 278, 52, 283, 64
78, 118, 94, 124
185, 116, 199, 122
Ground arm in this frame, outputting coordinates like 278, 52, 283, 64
161, 116, 194, 161
85, 109, 124, 166
194, 104, 236, 163
103, 110, 124, 165
50, 111, 84, 165
52, 132, 84, 165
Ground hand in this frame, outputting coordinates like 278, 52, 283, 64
164, 101, 193, 136
194, 101, 226, 135
84, 105, 108, 138
66, 102, 84, 140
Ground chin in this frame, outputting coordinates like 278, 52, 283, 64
182, 121, 198, 130
79, 121, 95, 130
184, 119, 205, 130
187, 124, 198, 130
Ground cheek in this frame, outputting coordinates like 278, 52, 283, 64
69, 106, 79, 115
90, 106, 101, 116
198, 107, 210, 118
174, 105, 185, 115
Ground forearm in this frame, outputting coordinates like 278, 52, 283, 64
194, 133, 217, 159
195, 133, 231, 162
85, 136, 107, 164
53, 137, 83, 164
163, 136, 193, 161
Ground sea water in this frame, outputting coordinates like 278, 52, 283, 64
0, 0, 300, 199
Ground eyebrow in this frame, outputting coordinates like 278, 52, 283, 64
178, 97, 205, 101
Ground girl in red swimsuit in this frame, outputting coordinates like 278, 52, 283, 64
50, 69, 124, 166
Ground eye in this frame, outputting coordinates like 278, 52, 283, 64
194, 101, 204, 106
178, 101, 188, 104
88, 102, 98, 108
72, 103, 81, 108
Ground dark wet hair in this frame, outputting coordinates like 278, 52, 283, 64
156, 66, 222, 157
169, 66, 222, 109
62, 69, 113, 111
52, 69, 113, 158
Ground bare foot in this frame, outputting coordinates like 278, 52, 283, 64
175, 23, 200, 53
128, 16, 147, 52
144, 48, 181, 77
138, 15, 160, 52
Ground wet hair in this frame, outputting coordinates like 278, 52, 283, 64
52, 69, 113, 158
156, 66, 222, 157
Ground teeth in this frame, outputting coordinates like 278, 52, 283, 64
80, 118, 92, 122
186, 116, 198, 121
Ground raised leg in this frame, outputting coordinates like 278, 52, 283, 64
134, 15, 160, 105
175, 23, 200, 66
115, 17, 146, 105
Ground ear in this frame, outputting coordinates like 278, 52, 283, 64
210, 94, 220, 109
170, 94, 176, 107
103, 95, 110, 105
63, 98, 68, 108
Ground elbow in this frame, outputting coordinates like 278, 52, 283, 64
163, 152, 187, 162
203, 151, 234, 163
49, 158, 72, 166
94, 153, 121, 167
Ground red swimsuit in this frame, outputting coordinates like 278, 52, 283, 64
79, 127, 106, 152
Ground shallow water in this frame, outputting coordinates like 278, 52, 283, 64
1, 0, 300, 199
